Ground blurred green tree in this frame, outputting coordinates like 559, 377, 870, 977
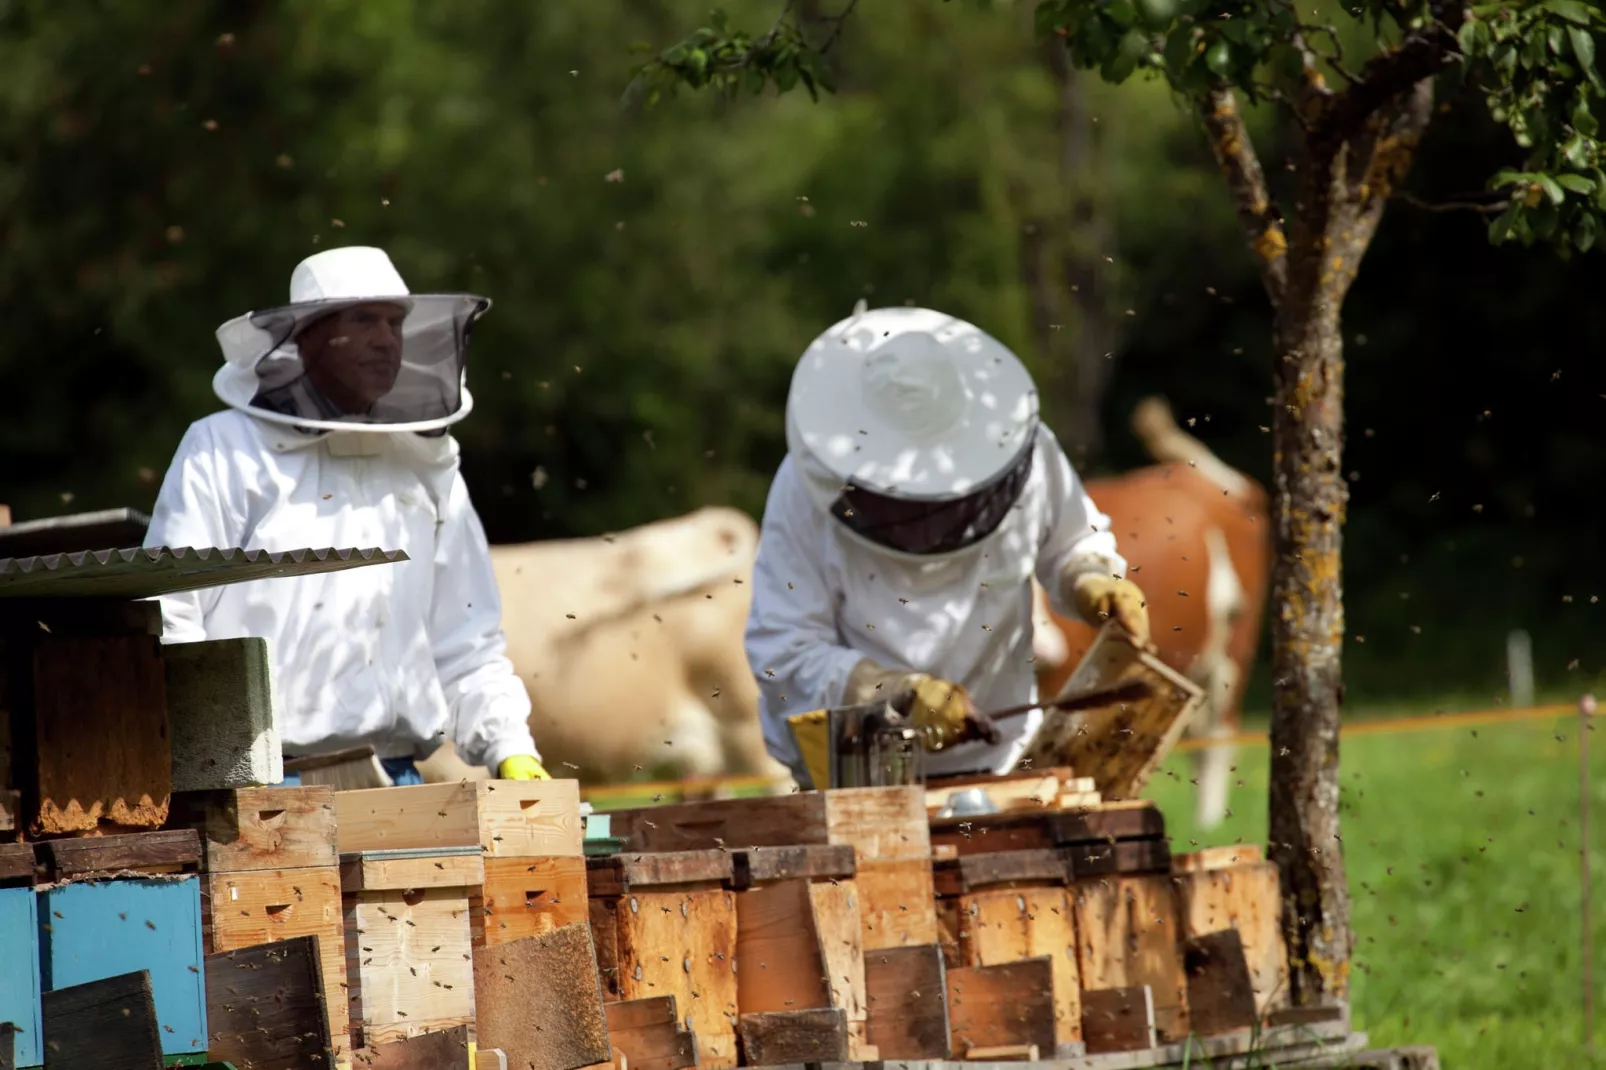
633, 0, 1606, 1005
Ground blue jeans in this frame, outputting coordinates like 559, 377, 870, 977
279, 756, 423, 786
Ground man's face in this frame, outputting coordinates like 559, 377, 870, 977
298, 302, 408, 410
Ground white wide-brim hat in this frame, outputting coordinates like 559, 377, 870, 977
212, 245, 490, 435
786, 304, 1039, 500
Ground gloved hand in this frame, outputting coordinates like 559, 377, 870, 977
497, 754, 552, 780
844, 659, 999, 752
1069, 572, 1151, 646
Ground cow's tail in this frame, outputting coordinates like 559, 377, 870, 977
1190, 524, 1244, 830
1131, 397, 1252, 498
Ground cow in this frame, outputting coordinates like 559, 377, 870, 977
1031, 397, 1271, 829
417, 506, 791, 791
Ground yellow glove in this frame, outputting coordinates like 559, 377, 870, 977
1070, 573, 1151, 646
497, 754, 551, 780
899, 674, 997, 751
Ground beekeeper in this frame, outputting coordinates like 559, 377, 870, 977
144, 245, 548, 784
745, 304, 1150, 788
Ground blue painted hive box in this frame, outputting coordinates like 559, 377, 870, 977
35, 830, 210, 1059
0, 844, 42, 1069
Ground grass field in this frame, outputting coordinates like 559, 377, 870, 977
1145, 708, 1605, 1069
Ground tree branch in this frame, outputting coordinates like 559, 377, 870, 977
1394, 190, 1509, 214
1313, 2, 1466, 148
1197, 86, 1289, 305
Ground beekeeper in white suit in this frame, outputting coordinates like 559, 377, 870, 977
745, 304, 1150, 789
144, 245, 548, 784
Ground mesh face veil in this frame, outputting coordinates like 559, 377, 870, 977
785, 304, 1042, 558
211, 247, 489, 435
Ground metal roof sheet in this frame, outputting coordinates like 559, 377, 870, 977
0, 545, 407, 601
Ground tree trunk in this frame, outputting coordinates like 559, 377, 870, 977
1266, 276, 1352, 1006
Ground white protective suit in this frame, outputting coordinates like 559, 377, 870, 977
747, 308, 1128, 780
144, 245, 538, 772
145, 412, 538, 771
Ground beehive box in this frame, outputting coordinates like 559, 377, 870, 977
334, 780, 583, 858
0, 843, 41, 1068
341, 845, 483, 1049
173, 784, 350, 1060
34, 831, 208, 1058
587, 850, 739, 1069
934, 848, 1083, 1055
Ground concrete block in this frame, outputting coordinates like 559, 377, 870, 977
166, 637, 282, 790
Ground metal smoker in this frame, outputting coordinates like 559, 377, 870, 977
826, 700, 926, 788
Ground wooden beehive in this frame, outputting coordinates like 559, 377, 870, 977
33, 831, 209, 1058
586, 850, 739, 1070
333, 779, 583, 858
934, 848, 1083, 1055
731, 844, 871, 1063
0, 842, 41, 1069
341, 845, 483, 1049
1173, 846, 1291, 1021
173, 784, 350, 1061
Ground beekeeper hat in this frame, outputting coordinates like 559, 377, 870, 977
211, 246, 491, 435
785, 303, 1041, 555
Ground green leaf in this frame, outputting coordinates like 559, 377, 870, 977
1575, 213, 1598, 252
1490, 168, 1533, 189
1100, 46, 1140, 83
1537, 174, 1567, 204
1135, 0, 1177, 30
1556, 172, 1596, 193
1034, 1, 1066, 37
1548, 25, 1568, 55
1562, 134, 1592, 168
1205, 38, 1233, 77
1488, 202, 1522, 244
1569, 26, 1597, 73
1575, 98, 1601, 136
1543, 0, 1593, 25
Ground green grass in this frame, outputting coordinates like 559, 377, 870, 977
1145, 711, 1606, 1070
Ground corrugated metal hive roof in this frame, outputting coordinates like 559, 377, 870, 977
0, 545, 407, 600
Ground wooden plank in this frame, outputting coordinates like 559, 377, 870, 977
0, 789, 17, 834
944, 958, 1057, 1055
737, 1007, 850, 1065
932, 849, 1070, 897
1080, 986, 1157, 1054
344, 885, 475, 1048
604, 998, 697, 1070
1019, 625, 1205, 798
168, 786, 337, 873
339, 847, 485, 893
733, 877, 872, 1058
40, 969, 164, 1069
863, 944, 950, 1060
29, 634, 172, 835
857, 856, 940, 950
606, 886, 739, 1069
1173, 844, 1263, 874
35, 828, 200, 879
585, 849, 733, 896
607, 786, 928, 861
0, 843, 35, 885
473, 855, 589, 948
203, 866, 349, 1060
929, 803, 1166, 855
1184, 930, 1259, 1037
1071, 875, 1190, 1043
1174, 861, 1290, 1017
946, 885, 1082, 1051
0, 886, 41, 1068
473, 923, 613, 1070
732, 844, 856, 888
39, 877, 208, 1056
360, 1025, 473, 1069
0, 1023, 11, 1070
1064, 838, 1171, 877
822, 787, 931, 860
204, 935, 335, 1070
335, 780, 583, 858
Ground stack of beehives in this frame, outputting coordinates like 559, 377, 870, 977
592, 783, 1379, 1070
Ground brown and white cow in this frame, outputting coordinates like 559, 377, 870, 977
1031, 398, 1271, 829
